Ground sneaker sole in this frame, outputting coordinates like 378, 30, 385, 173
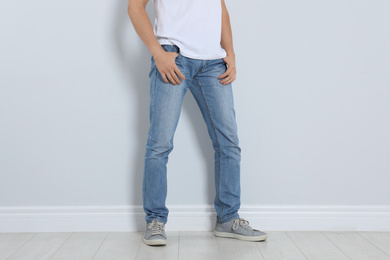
214, 230, 268, 241
143, 237, 167, 246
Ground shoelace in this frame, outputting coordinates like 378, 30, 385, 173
232, 218, 254, 231
148, 219, 165, 235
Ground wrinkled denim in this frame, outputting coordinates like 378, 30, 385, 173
143, 44, 241, 225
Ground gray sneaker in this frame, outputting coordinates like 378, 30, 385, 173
143, 219, 167, 246
214, 217, 267, 242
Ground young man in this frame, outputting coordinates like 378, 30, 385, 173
128, 0, 267, 246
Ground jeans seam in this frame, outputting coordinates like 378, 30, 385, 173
150, 59, 158, 114
194, 77, 224, 223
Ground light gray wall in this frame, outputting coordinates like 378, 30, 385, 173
0, 0, 389, 207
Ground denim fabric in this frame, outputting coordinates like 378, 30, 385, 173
143, 44, 241, 225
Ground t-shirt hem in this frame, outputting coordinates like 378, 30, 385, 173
180, 52, 227, 60
157, 39, 227, 60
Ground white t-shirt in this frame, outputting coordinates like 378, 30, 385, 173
151, 0, 227, 60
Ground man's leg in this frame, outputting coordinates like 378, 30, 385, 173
189, 58, 241, 224
143, 45, 189, 224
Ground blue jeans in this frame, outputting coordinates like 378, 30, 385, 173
143, 44, 241, 224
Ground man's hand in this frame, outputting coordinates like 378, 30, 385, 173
154, 51, 186, 85
218, 54, 236, 85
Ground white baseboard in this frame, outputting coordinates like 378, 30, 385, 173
0, 205, 389, 232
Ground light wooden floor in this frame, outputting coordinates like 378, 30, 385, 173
1, 231, 390, 260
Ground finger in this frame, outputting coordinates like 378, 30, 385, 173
174, 65, 186, 80
223, 77, 234, 85
220, 75, 233, 85
218, 71, 228, 79
160, 72, 169, 83
165, 73, 177, 85
224, 75, 236, 85
170, 70, 182, 85
219, 69, 231, 82
222, 67, 236, 80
